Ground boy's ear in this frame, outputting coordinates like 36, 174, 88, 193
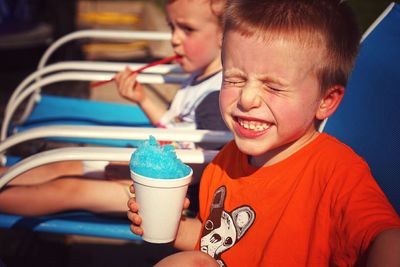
316, 85, 345, 120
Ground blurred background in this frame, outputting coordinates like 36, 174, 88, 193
0, 0, 396, 266
0, 0, 391, 110
0, 0, 176, 121
0, 0, 394, 117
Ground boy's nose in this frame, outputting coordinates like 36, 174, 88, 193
238, 84, 262, 111
171, 29, 182, 46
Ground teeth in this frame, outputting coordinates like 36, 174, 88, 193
238, 118, 270, 131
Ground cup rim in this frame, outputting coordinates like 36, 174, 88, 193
130, 169, 193, 188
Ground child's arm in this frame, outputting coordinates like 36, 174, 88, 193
154, 251, 218, 267
366, 228, 400, 266
1, 177, 131, 216
173, 214, 202, 251
114, 67, 166, 124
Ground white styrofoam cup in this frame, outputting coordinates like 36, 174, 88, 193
131, 169, 192, 243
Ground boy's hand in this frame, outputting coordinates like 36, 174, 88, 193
126, 184, 191, 237
127, 184, 143, 236
114, 67, 145, 104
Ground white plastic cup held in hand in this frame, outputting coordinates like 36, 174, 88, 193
131, 169, 192, 243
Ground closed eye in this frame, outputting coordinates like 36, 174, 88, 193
225, 81, 244, 86
259, 75, 288, 93
268, 86, 283, 92
263, 83, 285, 93
223, 79, 246, 87
223, 69, 247, 88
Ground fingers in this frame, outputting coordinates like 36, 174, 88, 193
115, 67, 140, 102
129, 184, 135, 194
183, 197, 190, 209
114, 67, 131, 85
117, 68, 136, 96
127, 208, 142, 225
130, 224, 144, 236
127, 210, 144, 236
126, 194, 190, 237
127, 197, 144, 236
127, 196, 138, 211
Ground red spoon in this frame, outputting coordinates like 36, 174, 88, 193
90, 55, 180, 88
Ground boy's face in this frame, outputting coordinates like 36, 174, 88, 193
220, 30, 326, 167
166, 0, 222, 75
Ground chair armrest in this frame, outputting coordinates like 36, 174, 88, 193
0, 146, 218, 189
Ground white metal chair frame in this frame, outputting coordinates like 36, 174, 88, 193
0, 126, 233, 165
1, 68, 186, 142
0, 64, 232, 166
5, 61, 184, 130
0, 146, 219, 189
0, 29, 233, 167
0, 146, 219, 241
19, 29, 174, 136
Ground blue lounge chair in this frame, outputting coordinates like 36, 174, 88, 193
0, 146, 219, 241
1, 30, 184, 148
1, 30, 233, 166
0, 67, 188, 165
322, 2, 400, 213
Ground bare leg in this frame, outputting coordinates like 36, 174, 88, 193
104, 162, 130, 179
155, 251, 218, 267
0, 161, 206, 216
0, 177, 131, 216
0, 161, 84, 186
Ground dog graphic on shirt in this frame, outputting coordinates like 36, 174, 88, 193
200, 186, 255, 267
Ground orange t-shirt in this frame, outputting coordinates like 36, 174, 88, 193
196, 133, 400, 266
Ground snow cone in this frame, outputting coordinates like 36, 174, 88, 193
130, 136, 192, 243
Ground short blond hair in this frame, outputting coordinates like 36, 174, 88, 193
223, 0, 361, 93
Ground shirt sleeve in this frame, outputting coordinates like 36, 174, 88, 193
158, 89, 184, 127
195, 91, 229, 150
330, 161, 400, 265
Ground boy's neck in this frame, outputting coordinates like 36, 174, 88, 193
192, 70, 221, 85
249, 131, 320, 167
195, 56, 222, 82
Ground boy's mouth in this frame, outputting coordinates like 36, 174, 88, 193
175, 55, 184, 64
174, 53, 183, 60
233, 116, 272, 138
237, 117, 271, 132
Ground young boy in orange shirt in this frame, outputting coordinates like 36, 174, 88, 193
128, 0, 400, 266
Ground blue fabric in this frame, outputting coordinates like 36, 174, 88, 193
324, 4, 400, 213
21, 94, 152, 127
13, 94, 153, 147
3, 155, 20, 166
0, 211, 141, 241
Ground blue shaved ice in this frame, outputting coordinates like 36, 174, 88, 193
130, 136, 191, 179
